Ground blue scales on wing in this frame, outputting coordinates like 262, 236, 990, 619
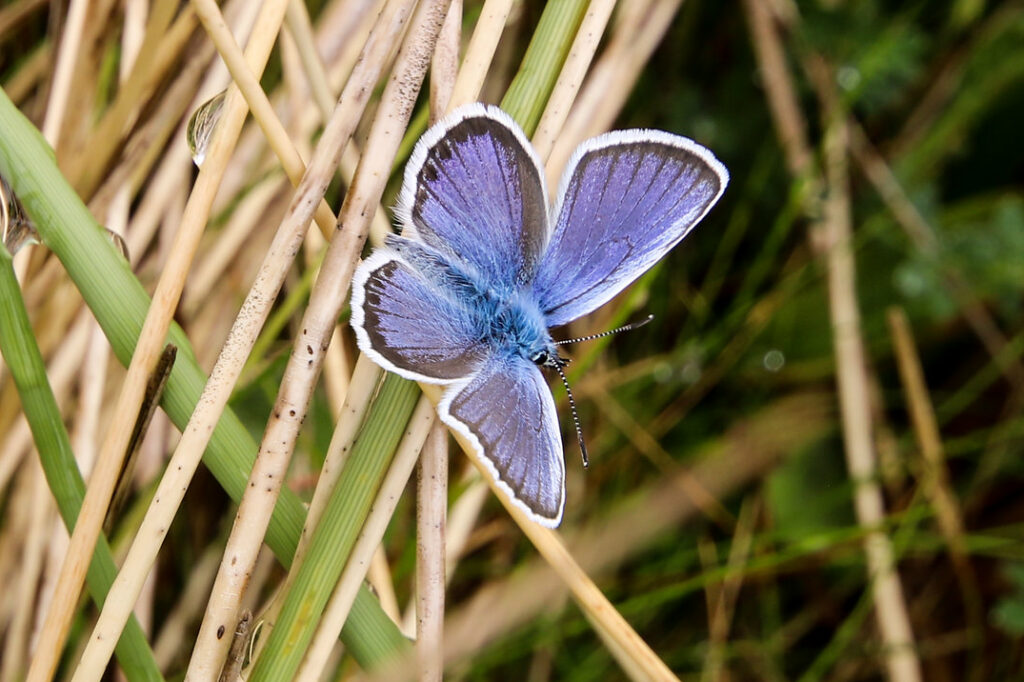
351, 249, 487, 383
440, 354, 565, 525
397, 105, 550, 294
533, 131, 729, 328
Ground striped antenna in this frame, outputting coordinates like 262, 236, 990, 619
553, 314, 654, 346
551, 359, 588, 468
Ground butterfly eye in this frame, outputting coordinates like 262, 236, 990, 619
530, 350, 548, 366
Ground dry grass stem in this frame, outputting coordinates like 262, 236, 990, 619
443, 471, 488, 580
531, 0, 616, 162
188, 1, 449, 676
547, 0, 682, 185
812, 61, 922, 682
0, 0, 46, 41
402, 467, 488, 635
2, 43, 51, 104
293, 398, 437, 682
368, 546, 403, 625
152, 546, 222, 672
430, 0, 461, 121
277, 0, 386, 410
446, 0, 515, 110
740, 0, 813, 179
66, 0, 183, 197
424, 393, 830, 673
284, 0, 336, 117
296, 355, 382, 569
419, 383, 680, 682
183, 176, 283, 316
702, 499, 757, 682
191, 0, 337, 239
0, 461, 50, 682
416, 420, 448, 682
887, 308, 981, 626
742, 3, 921, 675
39, 0, 91, 148
58, 0, 296, 677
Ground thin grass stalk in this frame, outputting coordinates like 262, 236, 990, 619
2, 42, 51, 104
887, 307, 982, 662
284, 0, 337, 118
369, 547, 403, 626
52, 1, 293, 677
590, 383, 734, 528
415, 421, 448, 682
0, 86, 406, 675
531, 0, 617, 162
234, 3, 454, 677
548, 0, 682, 202
151, 546, 221, 672
501, 0, 589, 136
420, 385, 680, 682
190, 0, 337, 239
0, 0, 47, 41
1, 460, 50, 681
245, 354, 382, 664
740, 0, 813, 180
277, 0, 389, 412
414, 394, 830, 674
182, 0, 426, 675
810, 59, 922, 682
446, 0, 514, 109
65, 0, 183, 197
702, 499, 757, 682
429, 0, 461, 120
247, 375, 422, 680
0, 242, 161, 681
183, 176, 283, 316
293, 397, 438, 682
39, 0, 92, 148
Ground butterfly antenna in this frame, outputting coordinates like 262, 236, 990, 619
552, 360, 589, 468
553, 314, 655, 346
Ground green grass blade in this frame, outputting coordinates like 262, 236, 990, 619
501, 0, 589, 136
242, 1, 594, 675
0, 88, 404, 667
0, 243, 162, 682
248, 374, 420, 681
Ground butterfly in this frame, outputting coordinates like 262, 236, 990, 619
350, 103, 728, 527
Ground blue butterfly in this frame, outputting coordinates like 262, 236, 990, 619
351, 104, 728, 527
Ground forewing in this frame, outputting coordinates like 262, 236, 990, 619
396, 104, 549, 292
439, 356, 565, 527
351, 249, 487, 383
533, 131, 729, 327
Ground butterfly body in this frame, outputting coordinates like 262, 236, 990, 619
351, 104, 728, 527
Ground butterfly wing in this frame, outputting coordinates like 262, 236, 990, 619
351, 249, 487, 383
532, 131, 729, 327
439, 354, 565, 527
396, 104, 550, 293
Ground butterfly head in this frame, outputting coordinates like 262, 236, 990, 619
529, 347, 567, 369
